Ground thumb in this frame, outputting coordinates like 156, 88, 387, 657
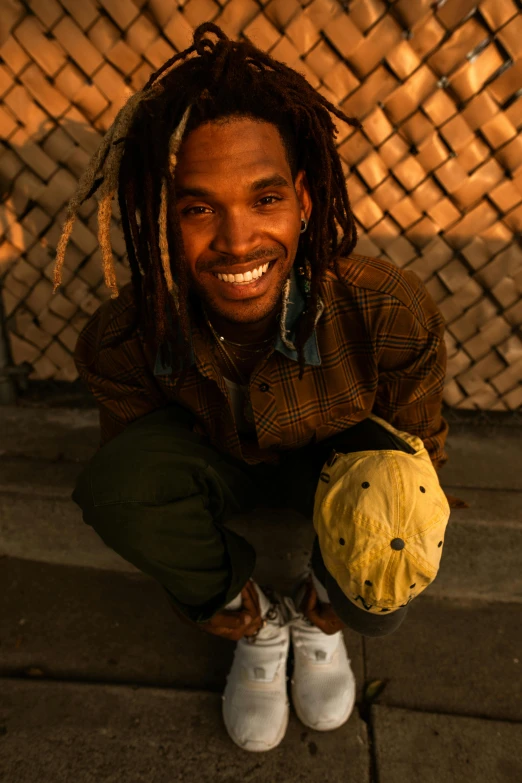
304, 577, 317, 613
241, 581, 261, 617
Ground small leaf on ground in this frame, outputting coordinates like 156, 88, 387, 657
363, 679, 387, 703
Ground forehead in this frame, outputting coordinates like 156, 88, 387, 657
174, 117, 289, 180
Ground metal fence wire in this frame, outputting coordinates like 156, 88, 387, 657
0, 0, 521, 413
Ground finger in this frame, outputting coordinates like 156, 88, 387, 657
305, 611, 339, 635
323, 616, 344, 633
238, 609, 263, 632
216, 611, 264, 638
203, 612, 262, 640
304, 579, 317, 614
305, 602, 322, 628
243, 616, 264, 637
322, 602, 346, 630
305, 599, 344, 634
208, 611, 247, 630
209, 606, 264, 632
241, 581, 261, 617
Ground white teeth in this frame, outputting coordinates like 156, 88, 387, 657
215, 262, 270, 283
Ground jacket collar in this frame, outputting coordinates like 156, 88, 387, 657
153, 265, 322, 376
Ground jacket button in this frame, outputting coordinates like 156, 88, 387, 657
259, 383, 270, 392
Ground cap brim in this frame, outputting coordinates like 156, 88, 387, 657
324, 570, 409, 637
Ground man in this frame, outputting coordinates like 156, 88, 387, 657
54, 23, 467, 752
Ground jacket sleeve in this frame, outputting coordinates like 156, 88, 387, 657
73, 289, 167, 451
371, 277, 469, 510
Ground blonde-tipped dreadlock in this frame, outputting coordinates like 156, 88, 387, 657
52, 21, 362, 391
158, 104, 192, 313
53, 84, 169, 299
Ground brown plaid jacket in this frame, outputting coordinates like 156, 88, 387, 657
74, 252, 468, 510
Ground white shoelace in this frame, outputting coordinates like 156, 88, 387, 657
237, 604, 289, 681
234, 582, 341, 680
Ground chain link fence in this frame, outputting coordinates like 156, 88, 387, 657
0, 0, 521, 414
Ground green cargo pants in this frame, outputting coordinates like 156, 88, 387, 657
72, 402, 411, 634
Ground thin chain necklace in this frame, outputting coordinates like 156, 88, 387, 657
204, 312, 278, 352
228, 343, 272, 358
205, 317, 259, 426
205, 315, 250, 386
202, 309, 279, 426
203, 308, 277, 360
222, 333, 275, 349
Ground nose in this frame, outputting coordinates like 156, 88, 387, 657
209, 209, 260, 260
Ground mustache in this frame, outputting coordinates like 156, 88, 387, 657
202, 252, 280, 273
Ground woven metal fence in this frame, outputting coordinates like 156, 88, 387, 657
0, 0, 521, 411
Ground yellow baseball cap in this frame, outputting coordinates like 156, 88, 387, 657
313, 412, 451, 617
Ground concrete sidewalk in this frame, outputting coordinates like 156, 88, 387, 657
0, 403, 521, 782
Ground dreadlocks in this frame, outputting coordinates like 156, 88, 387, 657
52, 22, 362, 390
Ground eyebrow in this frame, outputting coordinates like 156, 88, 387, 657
175, 173, 291, 200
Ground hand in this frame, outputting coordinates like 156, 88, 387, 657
301, 576, 346, 635
197, 579, 264, 641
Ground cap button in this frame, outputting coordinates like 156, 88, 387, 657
390, 538, 405, 550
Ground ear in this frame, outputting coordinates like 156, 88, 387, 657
294, 169, 312, 225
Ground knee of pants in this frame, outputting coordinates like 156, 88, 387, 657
74, 451, 230, 567
88, 422, 235, 513
79, 485, 244, 615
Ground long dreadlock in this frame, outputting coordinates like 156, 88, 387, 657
52, 22, 362, 391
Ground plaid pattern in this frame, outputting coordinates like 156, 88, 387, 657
74, 251, 454, 488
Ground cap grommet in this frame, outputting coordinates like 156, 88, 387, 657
365, 580, 372, 586
391, 537, 405, 550
410, 583, 416, 589
420, 486, 426, 493
438, 540, 443, 547
361, 481, 370, 488
339, 537, 345, 546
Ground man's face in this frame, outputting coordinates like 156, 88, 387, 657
173, 116, 312, 325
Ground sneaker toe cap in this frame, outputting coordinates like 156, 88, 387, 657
294, 681, 355, 731
224, 698, 289, 750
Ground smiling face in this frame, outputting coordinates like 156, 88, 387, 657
173, 116, 312, 330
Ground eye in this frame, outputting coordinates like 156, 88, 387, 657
182, 206, 212, 216
182, 196, 282, 215
257, 195, 282, 206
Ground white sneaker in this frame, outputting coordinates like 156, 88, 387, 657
284, 584, 356, 731
222, 583, 290, 751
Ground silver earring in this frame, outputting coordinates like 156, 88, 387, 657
300, 218, 307, 233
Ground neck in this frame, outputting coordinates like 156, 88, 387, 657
202, 306, 281, 345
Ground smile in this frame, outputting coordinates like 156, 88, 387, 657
213, 261, 271, 285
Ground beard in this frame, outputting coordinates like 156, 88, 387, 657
188, 257, 294, 326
